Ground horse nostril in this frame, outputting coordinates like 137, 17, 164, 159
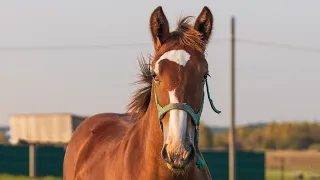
184, 144, 196, 163
161, 144, 196, 169
161, 144, 171, 163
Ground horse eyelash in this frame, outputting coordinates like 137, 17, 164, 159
151, 71, 157, 78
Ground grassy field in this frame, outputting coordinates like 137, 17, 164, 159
267, 169, 301, 180
0, 174, 61, 180
266, 169, 320, 180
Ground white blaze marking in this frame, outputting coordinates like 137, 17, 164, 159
168, 89, 188, 142
154, 50, 191, 74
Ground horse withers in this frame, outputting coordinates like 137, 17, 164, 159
63, 6, 220, 180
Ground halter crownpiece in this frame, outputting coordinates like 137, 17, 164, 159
154, 78, 221, 169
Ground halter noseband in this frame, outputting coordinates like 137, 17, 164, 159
154, 78, 221, 169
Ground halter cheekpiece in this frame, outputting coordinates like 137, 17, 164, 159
154, 78, 221, 169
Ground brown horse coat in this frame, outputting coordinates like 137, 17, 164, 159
63, 6, 216, 180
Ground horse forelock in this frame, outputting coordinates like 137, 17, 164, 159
171, 16, 207, 52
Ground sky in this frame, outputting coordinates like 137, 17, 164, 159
0, 0, 319, 127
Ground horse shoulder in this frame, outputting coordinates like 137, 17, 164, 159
64, 113, 133, 180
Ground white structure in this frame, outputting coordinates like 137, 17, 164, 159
9, 113, 86, 145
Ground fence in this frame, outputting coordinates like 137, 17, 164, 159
0, 145, 265, 179
202, 151, 265, 180
0, 144, 64, 177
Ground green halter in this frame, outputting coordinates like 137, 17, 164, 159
154, 78, 221, 169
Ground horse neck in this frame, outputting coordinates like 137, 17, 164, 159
138, 95, 163, 157
134, 89, 169, 174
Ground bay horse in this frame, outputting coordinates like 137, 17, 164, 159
63, 6, 221, 180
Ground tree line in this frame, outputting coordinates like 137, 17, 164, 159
198, 121, 320, 151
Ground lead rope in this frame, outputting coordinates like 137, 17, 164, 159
195, 79, 221, 169
205, 78, 221, 114
195, 126, 205, 168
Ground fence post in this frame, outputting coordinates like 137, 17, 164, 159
29, 143, 36, 177
280, 157, 285, 180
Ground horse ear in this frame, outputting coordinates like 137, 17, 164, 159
194, 6, 214, 44
149, 6, 170, 51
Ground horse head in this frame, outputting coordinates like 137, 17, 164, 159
149, 6, 216, 171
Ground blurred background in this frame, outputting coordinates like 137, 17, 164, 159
0, 0, 319, 179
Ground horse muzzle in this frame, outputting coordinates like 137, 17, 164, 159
161, 143, 196, 171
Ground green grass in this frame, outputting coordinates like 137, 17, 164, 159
266, 169, 320, 180
0, 174, 61, 180
267, 169, 296, 180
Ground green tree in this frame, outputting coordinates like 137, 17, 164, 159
210, 121, 320, 150
309, 143, 320, 151
212, 133, 228, 149
198, 122, 213, 149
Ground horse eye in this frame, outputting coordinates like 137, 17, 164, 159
152, 72, 160, 82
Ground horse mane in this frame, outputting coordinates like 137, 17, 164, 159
126, 54, 153, 119
126, 16, 205, 119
